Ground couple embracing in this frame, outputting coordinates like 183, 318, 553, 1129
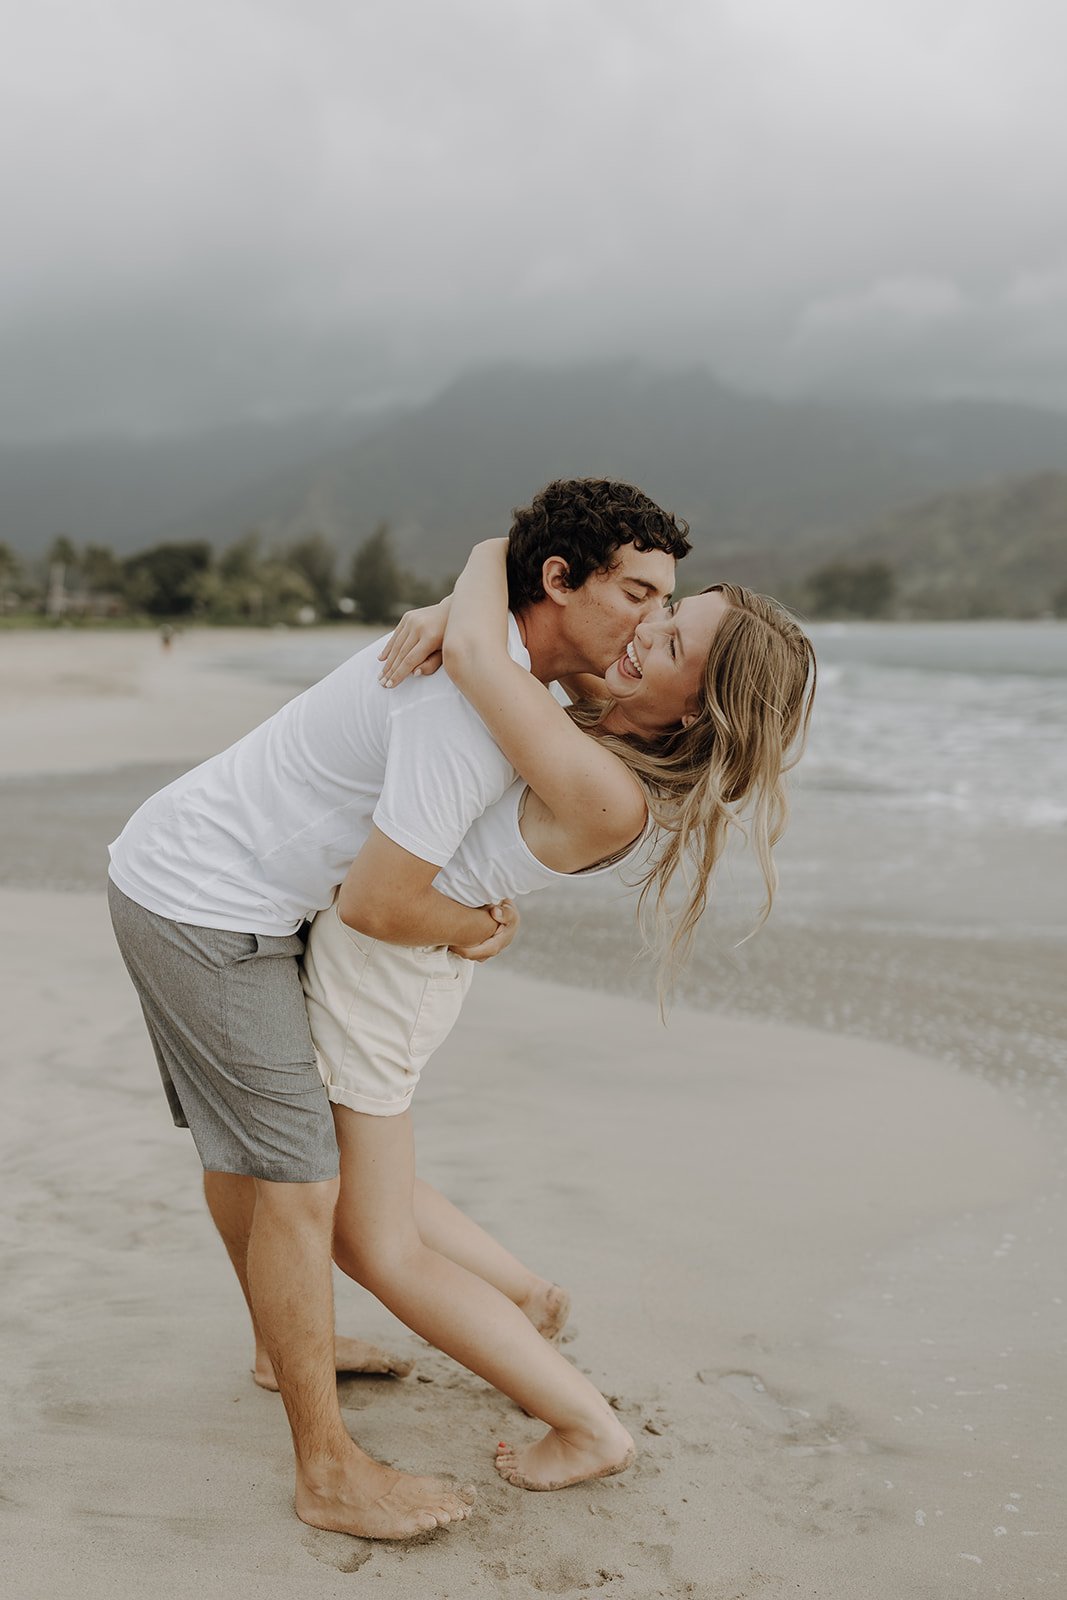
109, 478, 815, 1542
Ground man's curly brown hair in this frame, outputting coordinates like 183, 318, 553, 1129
506, 479, 691, 611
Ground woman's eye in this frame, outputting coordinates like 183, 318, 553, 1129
669, 637, 677, 660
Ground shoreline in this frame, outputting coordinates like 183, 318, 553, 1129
2, 749, 1064, 1104
1, 749, 1063, 1106
0, 625, 1064, 1105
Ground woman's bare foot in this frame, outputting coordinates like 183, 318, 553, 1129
254, 1335, 414, 1391
517, 1281, 571, 1344
296, 1451, 476, 1540
494, 1420, 635, 1492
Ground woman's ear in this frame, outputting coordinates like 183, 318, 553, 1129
541, 556, 572, 606
681, 710, 697, 729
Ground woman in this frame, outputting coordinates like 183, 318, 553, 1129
304, 539, 816, 1492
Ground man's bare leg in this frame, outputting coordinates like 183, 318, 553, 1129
224, 1174, 475, 1537
413, 1179, 571, 1342
333, 1109, 633, 1493
203, 1171, 413, 1388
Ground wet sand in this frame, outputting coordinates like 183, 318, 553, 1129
2, 628, 1065, 1599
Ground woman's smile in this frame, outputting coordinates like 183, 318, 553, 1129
619, 641, 643, 679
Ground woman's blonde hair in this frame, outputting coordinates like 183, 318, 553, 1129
570, 583, 816, 1001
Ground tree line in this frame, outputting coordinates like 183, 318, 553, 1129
3, 532, 1059, 626
796, 558, 1067, 618
799, 558, 896, 619
0, 525, 445, 626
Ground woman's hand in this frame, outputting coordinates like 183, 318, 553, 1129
378, 598, 451, 687
382, 542, 509, 688
449, 900, 519, 962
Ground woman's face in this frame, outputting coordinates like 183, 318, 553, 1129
601, 590, 731, 735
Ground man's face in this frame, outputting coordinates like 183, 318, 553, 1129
561, 546, 677, 674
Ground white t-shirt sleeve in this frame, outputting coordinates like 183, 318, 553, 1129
373, 697, 512, 867
371, 613, 530, 869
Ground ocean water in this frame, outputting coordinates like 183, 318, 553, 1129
777, 621, 1067, 942
802, 621, 1067, 835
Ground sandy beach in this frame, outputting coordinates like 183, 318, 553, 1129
2, 629, 1065, 1599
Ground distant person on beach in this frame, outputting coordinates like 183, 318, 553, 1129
302, 538, 816, 1494
107, 480, 688, 1541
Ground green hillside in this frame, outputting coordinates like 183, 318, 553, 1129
834, 472, 1067, 618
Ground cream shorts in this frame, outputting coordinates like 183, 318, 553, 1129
300, 901, 474, 1116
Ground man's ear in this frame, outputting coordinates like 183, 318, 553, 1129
541, 556, 571, 607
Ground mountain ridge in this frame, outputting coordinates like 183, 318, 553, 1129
3, 363, 1066, 617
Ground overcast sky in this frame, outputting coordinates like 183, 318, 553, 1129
3, 0, 1066, 437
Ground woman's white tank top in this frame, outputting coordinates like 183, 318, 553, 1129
432, 778, 645, 909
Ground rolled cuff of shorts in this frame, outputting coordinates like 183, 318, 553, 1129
322, 1080, 415, 1117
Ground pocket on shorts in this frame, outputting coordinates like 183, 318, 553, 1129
251, 930, 308, 961
407, 957, 472, 1065
201, 927, 306, 969
332, 910, 377, 960
217, 932, 317, 1071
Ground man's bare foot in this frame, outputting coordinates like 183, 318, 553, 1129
494, 1420, 635, 1492
518, 1281, 571, 1344
254, 1335, 414, 1391
297, 1452, 476, 1540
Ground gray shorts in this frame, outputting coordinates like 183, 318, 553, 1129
108, 879, 339, 1183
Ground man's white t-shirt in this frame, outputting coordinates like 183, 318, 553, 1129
108, 619, 529, 936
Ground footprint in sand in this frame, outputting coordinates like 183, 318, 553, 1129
701, 1370, 872, 1456
706, 1370, 798, 1435
300, 1528, 375, 1572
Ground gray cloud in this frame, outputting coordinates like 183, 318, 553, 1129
3, 0, 1066, 435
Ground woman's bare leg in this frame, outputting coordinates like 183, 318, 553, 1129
203, 1170, 413, 1387
413, 1179, 570, 1341
202, 1168, 566, 1387
332, 1106, 633, 1492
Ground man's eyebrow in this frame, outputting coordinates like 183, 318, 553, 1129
624, 578, 661, 594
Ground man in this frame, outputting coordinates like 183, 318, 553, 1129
108, 478, 689, 1541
